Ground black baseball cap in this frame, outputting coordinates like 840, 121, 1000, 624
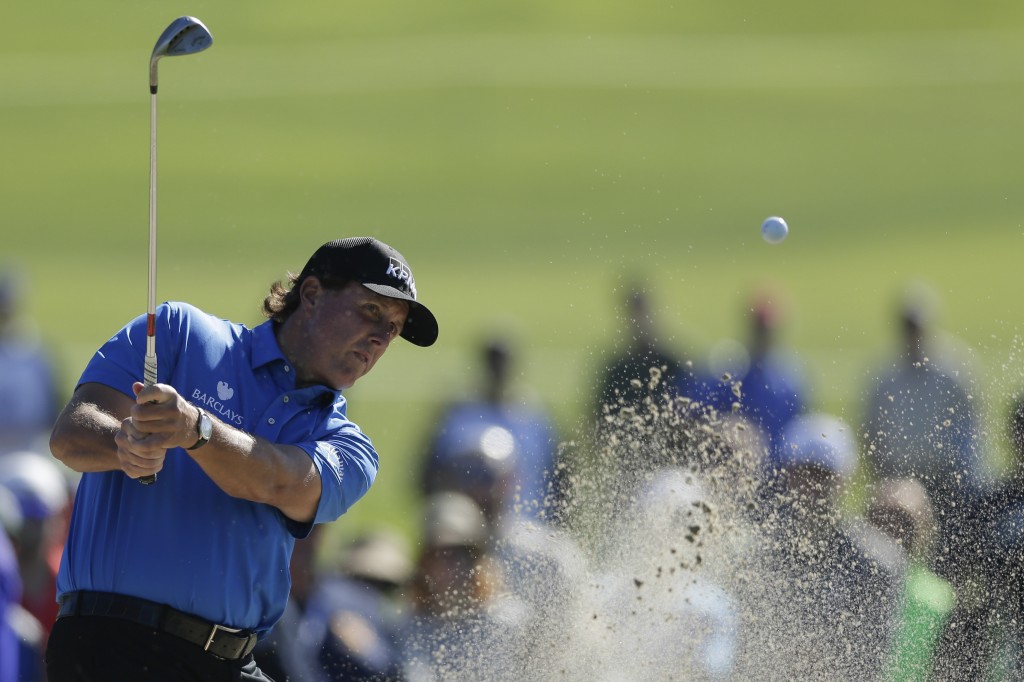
298, 237, 439, 347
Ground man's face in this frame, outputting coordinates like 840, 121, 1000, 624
295, 280, 410, 390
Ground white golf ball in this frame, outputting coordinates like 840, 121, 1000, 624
761, 216, 788, 244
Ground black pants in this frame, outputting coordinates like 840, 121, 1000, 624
46, 616, 276, 682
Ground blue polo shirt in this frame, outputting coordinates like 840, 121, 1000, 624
55, 302, 379, 635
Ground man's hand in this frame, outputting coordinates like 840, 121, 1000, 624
114, 382, 199, 479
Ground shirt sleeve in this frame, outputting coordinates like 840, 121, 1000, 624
78, 304, 182, 396
298, 421, 379, 526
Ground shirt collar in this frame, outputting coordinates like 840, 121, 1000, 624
252, 320, 287, 371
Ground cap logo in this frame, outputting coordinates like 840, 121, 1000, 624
385, 257, 417, 298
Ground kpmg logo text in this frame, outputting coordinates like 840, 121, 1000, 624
385, 258, 417, 298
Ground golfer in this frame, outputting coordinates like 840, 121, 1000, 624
45, 237, 438, 681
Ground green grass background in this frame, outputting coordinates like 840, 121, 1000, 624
6, 1, 1024, 553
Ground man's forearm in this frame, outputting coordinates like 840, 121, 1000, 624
185, 415, 321, 523
50, 399, 127, 473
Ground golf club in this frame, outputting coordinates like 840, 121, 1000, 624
141, 16, 213, 485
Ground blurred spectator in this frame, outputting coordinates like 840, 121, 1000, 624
423, 333, 560, 520
308, 528, 413, 681
701, 286, 808, 465
713, 413, 773, 512
594, 282, 696, 420
423, 424, 517, 528
400, 492, 520, 681
867, 478, 954, 681
254, 525, 413, 682
0, 269, 61, 455
497, 518, 587, 633
0, 486, 23, 682
0, 483, 44, 682
585, 282, 711, 500
932, 389, 1024, 680
598, 468, 739, 680
861, 283, 987, 579
423, 417, 601, 677
0, 450, 71, 640
734, 413, 907, 679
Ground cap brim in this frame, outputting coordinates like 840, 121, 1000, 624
362, 283, 438, 347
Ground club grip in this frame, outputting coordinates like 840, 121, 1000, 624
144, 354, 158, 388
139, 353, 158, 485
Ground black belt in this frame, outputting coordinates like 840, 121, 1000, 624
57, 591, 258, 661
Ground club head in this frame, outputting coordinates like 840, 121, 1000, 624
149, 17, 213, 91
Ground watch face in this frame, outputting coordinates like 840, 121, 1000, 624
199, 412, 213, 440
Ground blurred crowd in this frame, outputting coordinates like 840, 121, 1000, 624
7, 265, 1024, 681
0, 269, 68, 682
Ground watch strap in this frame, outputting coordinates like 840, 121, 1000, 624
187, 407, 212, 450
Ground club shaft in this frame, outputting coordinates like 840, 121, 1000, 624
139, 16, 212, 487
145, 89, 158, 387
140, 88, 159, 486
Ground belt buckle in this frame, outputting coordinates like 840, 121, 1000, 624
203, 623, 242, 652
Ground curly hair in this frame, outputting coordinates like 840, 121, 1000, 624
261, 273, 301, 323
262, 272, 354, 323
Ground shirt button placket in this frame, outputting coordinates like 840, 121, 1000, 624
260, 402, 287, 440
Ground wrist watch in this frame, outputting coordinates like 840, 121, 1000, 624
187, 407, 214, 450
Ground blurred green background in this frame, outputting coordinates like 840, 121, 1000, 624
6, 1, 1024, 550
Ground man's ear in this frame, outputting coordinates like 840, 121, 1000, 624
299, 276, 323, 308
